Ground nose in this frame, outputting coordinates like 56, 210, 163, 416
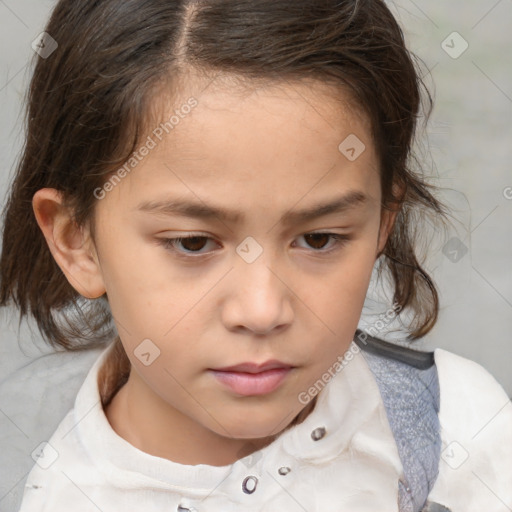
221, 254, 293, 335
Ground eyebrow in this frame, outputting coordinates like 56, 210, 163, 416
136, 190, 369, 226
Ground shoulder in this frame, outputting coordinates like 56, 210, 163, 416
434, 347, 510, 396
0, 345, 106, 512
428, 348, 512, 511
355, 330, 512, 510
433, 348, 512, 434
18, 409, 98, 512
17, 347, 113, 512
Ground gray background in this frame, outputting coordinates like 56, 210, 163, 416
0, 1, 511, 510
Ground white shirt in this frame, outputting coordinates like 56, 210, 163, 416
17, 340, 512, 512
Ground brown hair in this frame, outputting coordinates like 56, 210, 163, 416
1, 0, 450, 401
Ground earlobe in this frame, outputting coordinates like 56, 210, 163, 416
32, 188, 106, 299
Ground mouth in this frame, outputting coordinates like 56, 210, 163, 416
209, 360, 295, 396
211, 359, 293, 374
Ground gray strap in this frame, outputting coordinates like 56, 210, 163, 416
355, 331, 441, 512
421, 502, 452, 512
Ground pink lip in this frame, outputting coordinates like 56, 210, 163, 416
212, 359, 292, 374
210, 368, 292, 396
209, 360, 294, 396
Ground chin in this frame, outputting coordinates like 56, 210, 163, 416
225, 411, 302, 441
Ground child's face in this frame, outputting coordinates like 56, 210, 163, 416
86, 77, 394, 445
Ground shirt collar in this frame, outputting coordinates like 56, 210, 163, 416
73, 337, 402, 496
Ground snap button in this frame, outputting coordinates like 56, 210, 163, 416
311, 426, 326, 440
278, 466, 291, 475
242, 475, 258, 494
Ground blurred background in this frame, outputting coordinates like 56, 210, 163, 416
0, 1, 511, 510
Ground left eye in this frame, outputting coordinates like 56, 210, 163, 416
295, 232, 349, 252
159, 232, 350, 257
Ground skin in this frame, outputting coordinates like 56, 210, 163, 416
32, 75, 398, 467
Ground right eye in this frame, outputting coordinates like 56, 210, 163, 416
158, 234, 219, 258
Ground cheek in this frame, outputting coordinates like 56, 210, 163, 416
94, 228, 184, 336
294, 239, 377, 357
298, 238, 377, 310
127, 353, 201, 418
340, 244, 377, 306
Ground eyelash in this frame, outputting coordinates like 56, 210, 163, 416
158, 232, 351, 258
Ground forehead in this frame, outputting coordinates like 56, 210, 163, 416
100, 73, 380, 221
152, 70, 372, 148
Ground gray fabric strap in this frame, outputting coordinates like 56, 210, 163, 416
355, 331, 441, 512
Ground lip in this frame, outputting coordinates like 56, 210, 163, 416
209, 360, 294, 396
210, 368, 292, 396
212, 359, 292, 374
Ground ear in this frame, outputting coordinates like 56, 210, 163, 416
32, 188, 106, 299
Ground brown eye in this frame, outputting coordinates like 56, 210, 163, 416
160, 235, 214, 255
177, 236, 208, 252
304, 233, 331, 250
295, 232, 350, 253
